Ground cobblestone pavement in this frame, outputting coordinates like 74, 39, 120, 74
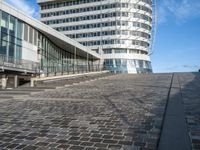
0, 73, 199, 150
177, 73, 200, 150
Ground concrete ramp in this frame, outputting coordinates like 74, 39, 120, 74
158, 74, 192, 150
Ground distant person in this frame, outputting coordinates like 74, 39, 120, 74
199, 69, 200, 72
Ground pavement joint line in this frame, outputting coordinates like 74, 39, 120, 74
177, 74, 193, 150
157, 73, 174, 148
158, 73, 192, 150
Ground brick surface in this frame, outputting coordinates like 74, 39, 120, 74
178, 73, 200, 150
0, 73, 199, 149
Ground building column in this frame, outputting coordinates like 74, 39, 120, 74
14, 75, 18, 88
61, 58, 64, 75
73, 47, 76, 74
1, 75, 7, 89
86, 53, 89, 72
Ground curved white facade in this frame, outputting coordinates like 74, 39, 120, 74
38, 0, 153, 73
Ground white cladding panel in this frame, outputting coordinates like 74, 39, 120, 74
21, 42, 38, 62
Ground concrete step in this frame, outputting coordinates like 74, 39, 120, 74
3, 88, 43, 92
35, 72, 113, 88
0, 91, 31, 95
34, 86, 56, 89
0, 95, 14, 99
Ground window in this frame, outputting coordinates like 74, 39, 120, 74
129, 49, 139, 54
9, 16, 16, 36
0, 39, 7, 55
29, 27, 33, 44
138, 60, 144, 68
1, 12, 9, 33
104, 59, 113, 67
103, 49, 112, 54
9, 34, 15, 44
1, 32, 8, 41
115, 49, 127, 53
17, 21, 23, 39
115, 59, 121, 66
8, 42, 15, 57
24, 24, 29, 42
34, 30, 38, 46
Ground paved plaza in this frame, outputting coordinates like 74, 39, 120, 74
0, 73, 199, 150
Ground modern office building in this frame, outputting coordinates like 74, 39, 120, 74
0, 0, 100, 88
37, 0, 153, 73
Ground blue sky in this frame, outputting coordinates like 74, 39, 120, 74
5, 0, 200, 73
152, 0, 200, 72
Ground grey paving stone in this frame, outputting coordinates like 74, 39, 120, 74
69, 145, 84, 150
80, 141, 94, 146
0, 73, 199, 149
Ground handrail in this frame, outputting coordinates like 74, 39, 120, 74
39, 64, 105, 77
0, 54, 104, 76
0, 54, 39, 73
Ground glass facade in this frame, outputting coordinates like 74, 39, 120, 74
67, 30, 150, 40
0, 10, 97, 74
104, 59, 152, 73
54, 21, 151, 32
42, 12, 152, 25
38, 32, 94, 74
40, 3, 152, 18
38, 0, 153, 73
40, 0, 152, 10
0, 11, 22, 60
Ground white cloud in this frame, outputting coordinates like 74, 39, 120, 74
5, 0, 38, 18
164, 65, 199, 72
158, 0, 200, 24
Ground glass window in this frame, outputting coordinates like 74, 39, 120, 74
129, 49, 139, 54
104, 59, 113, 67
9, 16, 16, 36
122, 59, 127, 67
115, 59, 121, 67
1, 32, 8, 41
115, 49, 127, 53
24, 24, 28, 42
8, 42, 15, 57
138, 60, 144, 68
34, 30, 38, 46
16, 38, 22, 46
17, 21, 23, 39
9, 35, 15, 44
16, 45, 22, 60
0, 39, 7, 55
103, 49, 112, 54
1, 12, 9, 33
29, 27, 33, 44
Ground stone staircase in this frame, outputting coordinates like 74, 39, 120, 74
0, 72, 114, 100
35, 72, 112, 87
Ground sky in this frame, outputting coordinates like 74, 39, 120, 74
5, 0, 200, 73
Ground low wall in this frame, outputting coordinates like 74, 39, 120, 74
30, 70, 109, 87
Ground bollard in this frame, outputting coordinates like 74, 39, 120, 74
1, 75, 8, 89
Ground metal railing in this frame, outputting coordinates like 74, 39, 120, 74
0, 54, 105, 76
0, 54, 39, 74
39, 64, 105, 77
